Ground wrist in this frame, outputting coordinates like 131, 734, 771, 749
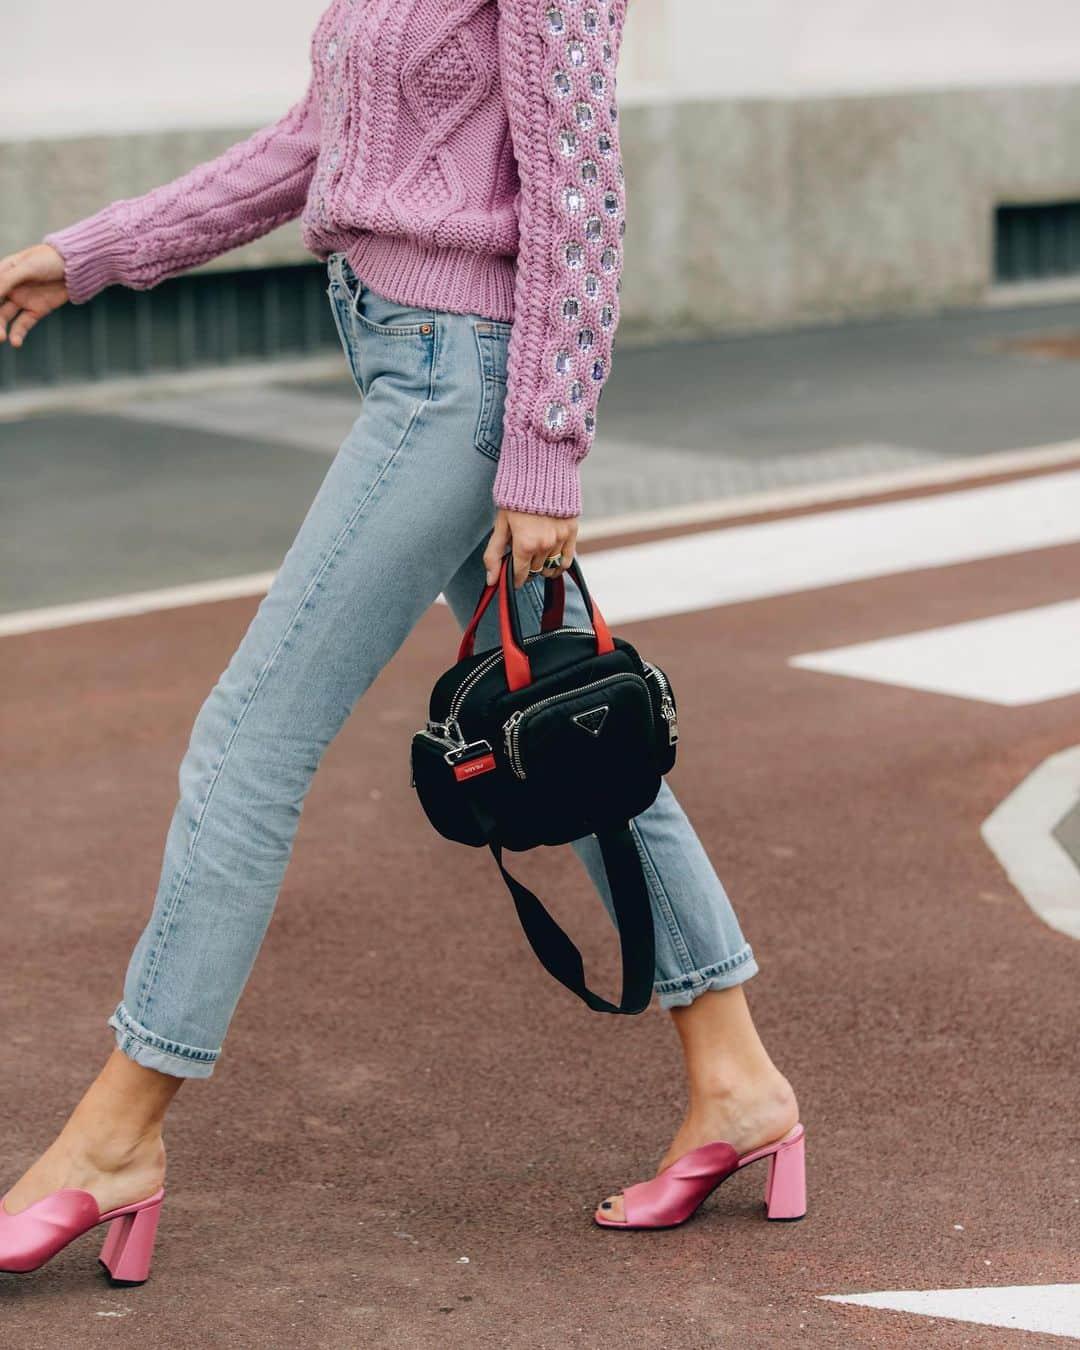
493, 430, 582, 519
43, 208, 132, 305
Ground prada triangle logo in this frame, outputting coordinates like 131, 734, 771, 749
572, 705, 610, 737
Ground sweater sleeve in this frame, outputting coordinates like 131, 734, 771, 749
43, 82, 322, 306
495, 0, 628, 518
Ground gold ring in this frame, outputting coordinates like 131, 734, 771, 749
543, 553, 564, 570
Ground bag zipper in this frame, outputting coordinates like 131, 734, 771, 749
500, 672, 642, 781
443, 626, 595, 728
643, 661, 679, 746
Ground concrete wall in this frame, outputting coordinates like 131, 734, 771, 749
7, 2, 1080, 340
619, 84, 1080, 340
620, 0, 1080, 101
6, 2, 324, 140
10, 0, 1080, 138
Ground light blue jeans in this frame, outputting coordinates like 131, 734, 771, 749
109, 252, 757, 1078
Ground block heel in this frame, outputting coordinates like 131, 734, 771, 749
99, 1195, 163, 1286
763, 1130, 807, 1221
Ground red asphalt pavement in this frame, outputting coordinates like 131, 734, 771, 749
1, 485, 1078, 1349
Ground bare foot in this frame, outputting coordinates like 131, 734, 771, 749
3, 1130, 166, 1218
595, 1072, 798, 1224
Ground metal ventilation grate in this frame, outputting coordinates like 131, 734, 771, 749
995, 201, 1080, 284
0, 262, 340, 393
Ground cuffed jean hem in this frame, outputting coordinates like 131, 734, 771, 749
108, 1003, 220, 1080
654, 945, 759, 1010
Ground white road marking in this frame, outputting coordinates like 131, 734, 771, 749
579, 467, 1080, 625
790, 600, 1080, 706
4, 467, 1080, 639
820, 1284, 1080, 1340
982, 746, 1080, 941
0, 574, 277, 638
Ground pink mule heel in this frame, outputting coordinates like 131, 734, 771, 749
761, 1127, 806, 1221
98, 1195, 164, 1285
594, 1122, 806, 1230
0, 1187, 165, 1284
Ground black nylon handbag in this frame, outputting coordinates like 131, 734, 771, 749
410, 554, 679, 1014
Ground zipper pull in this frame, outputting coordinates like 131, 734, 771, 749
426, 718, 465, 749
502, 710, 523, 759
660, 697, 679, 745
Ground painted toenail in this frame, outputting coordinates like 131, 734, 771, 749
600, 1201, 612, 1209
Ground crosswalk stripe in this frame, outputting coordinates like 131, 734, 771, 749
790, 599, 1080, 707
820, 1283, 1080, 1340
581, 467, 1080, 625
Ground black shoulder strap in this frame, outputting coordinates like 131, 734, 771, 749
489, 825, 655, 1014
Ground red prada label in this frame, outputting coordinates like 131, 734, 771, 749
453, 753, 497, 782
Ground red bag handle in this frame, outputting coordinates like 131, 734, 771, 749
497, 555, 534, 690
456, 579, 498, 663
458, 570, 564, 661
457, 555, 615, 690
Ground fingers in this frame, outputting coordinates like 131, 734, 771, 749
499, 510, 582, 587
537, 519, 578, 580
0, 247, 69, 345
530, 546, 552, 577
513, 540, 535, 590
0, 284, 69, 348
0, 299, 17, 343
6, 307, 40, 349
0, 245, 65, 303
483, 513, 511, 585
554, 520, 578, 577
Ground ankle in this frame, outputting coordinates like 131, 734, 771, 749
61, 1120, 165, 1176
688, 1066, 796, 1116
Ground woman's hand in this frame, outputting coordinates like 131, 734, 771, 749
0, 245, 69, 348
484, 509, 579, 588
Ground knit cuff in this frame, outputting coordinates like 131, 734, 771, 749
493, 430, 582, 518
44, 208, 134, 305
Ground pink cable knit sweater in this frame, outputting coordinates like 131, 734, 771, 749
45, 0, 629, 517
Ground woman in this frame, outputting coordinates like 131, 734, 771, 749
0, 0, 802, 1279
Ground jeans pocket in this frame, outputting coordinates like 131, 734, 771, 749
326, 278, 365, 396
472, 320, 512, 461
